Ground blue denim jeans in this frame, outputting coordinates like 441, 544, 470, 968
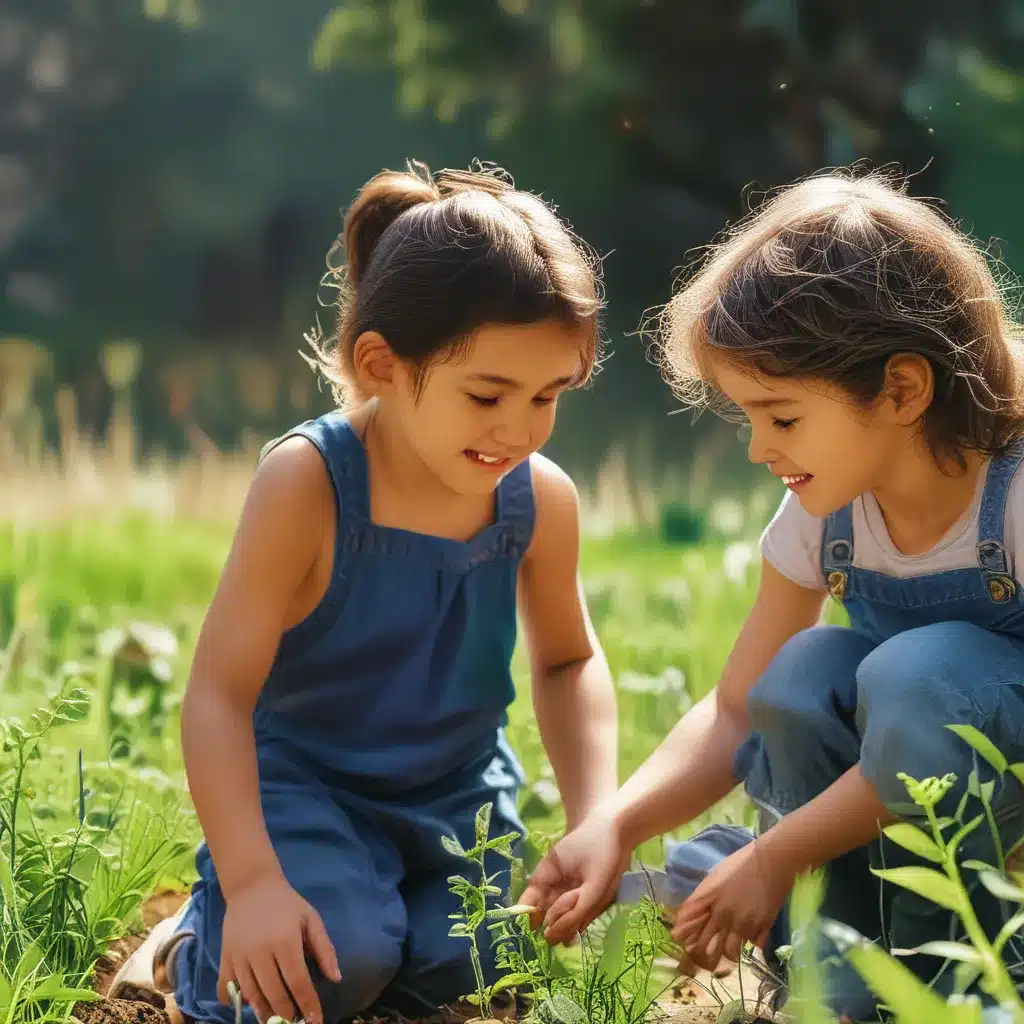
667, 622, 1024, 1020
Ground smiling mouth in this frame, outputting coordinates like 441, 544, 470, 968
465, 449, 510, 467
781, 473, 813, 488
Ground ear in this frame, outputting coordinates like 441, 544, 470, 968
881, 353, 933, 426
351, 331, 397, 397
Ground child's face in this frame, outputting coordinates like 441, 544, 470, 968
391, 319, 585, 496
711, 358, 903, 517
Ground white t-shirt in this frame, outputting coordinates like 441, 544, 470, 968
760, 459, 1024, 591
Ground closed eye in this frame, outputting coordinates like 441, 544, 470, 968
772, 417, 798, 430
467, 394, 500, 407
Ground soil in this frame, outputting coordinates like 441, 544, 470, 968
72, 893, 785, 1024
73, 888, 191, 1024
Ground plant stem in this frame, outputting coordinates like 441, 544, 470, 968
928, 805, 1019, 1006
981, 791, 1007, 876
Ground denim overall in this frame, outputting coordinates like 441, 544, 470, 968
665, 443, 1024, 1018
172, 411, 534, 1023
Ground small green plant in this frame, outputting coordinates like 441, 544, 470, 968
445, 803, 682, 1024
443, 801, 536, 1016
817, 725, 1024, 1024
1, 681, 193, 1024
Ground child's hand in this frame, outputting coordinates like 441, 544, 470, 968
670, 839, 793, 972
519, 806, 630, 945
217, 873, 341, 1024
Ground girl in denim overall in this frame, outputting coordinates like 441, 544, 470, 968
111, 163, 618, 1024
522, 170, 1024, 1019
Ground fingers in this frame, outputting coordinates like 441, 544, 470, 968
250, 950, 299, 1024
541, 888, 580, 943
234, 959, 274, 1024
722, 931, 745, 964
667, 909, 708, 946
700, 929, 726, 972
303, 910, 342, 984
522, 848, 572, 931
216, 953, 232, 1006
518, 882, 549, 931
674, 912, 722, 973
543, 876, 611, 946
276, 933, 324, 1024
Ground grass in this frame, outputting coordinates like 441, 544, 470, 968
5, 509, 1024, 1024
0, 502, 769, 1024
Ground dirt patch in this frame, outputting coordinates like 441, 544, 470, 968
75, 889, 191, 1024
73, 997, 172, 1024
77, 891, 785, 1024
91, 889, 191, 1000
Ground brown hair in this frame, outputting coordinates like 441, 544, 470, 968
656, 166, 1024, 464
305, 160, 604, 408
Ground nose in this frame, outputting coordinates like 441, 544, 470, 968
492, 417, 532, 450
747, 424, 775, 465
491, 405, 537, 450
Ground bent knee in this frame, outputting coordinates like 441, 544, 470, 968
748, 626, 870, 732
855, 621, 1016, 716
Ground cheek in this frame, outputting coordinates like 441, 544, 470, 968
533, 402, 559, 440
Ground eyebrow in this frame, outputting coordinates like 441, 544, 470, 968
467, 373, 575, 390
745, 397, 798, 408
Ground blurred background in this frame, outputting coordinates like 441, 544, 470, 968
7, 9, 1024, 996
4, 0, 1024, 527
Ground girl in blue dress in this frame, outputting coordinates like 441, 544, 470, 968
113, 162, 618, 1024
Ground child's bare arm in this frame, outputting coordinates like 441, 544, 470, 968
518, 456, 618, 830
611, 559, 826, 848
181, 437, 340, 1022
526, 559, 825, 942
182, 437, 328, 895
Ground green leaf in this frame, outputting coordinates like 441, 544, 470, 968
540, 993, 588, 1024
995, 908, 1024, 953
1008, 763, 1024, 788
962, 860, 998, 873
486, 903, 537, 921
485, 830, 522, 852
946, 725, 1008, 775
0, 970, 12, 1013
0, 847, 14, 908
474, 802, 493, 846
26, 981, 102, 1005
13, 940, 45, 988
448, 923, 471, 937
488, 972, 533, 994
953, 960, 984, 994
979, 870, 1024, 902
870, 867, 963, 912
881, 823, 943, 864
821, 921, 974, 1023
596, 908, 629, 981
441, 834, 466, 858
895, 941, 981, 963
955, 787, 971, 822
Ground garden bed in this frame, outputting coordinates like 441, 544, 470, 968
76, 892, 779, 1024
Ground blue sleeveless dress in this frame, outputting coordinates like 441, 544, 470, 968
173, 411, 535, 1023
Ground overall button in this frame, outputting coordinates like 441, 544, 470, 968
988, 575, 1016, 603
